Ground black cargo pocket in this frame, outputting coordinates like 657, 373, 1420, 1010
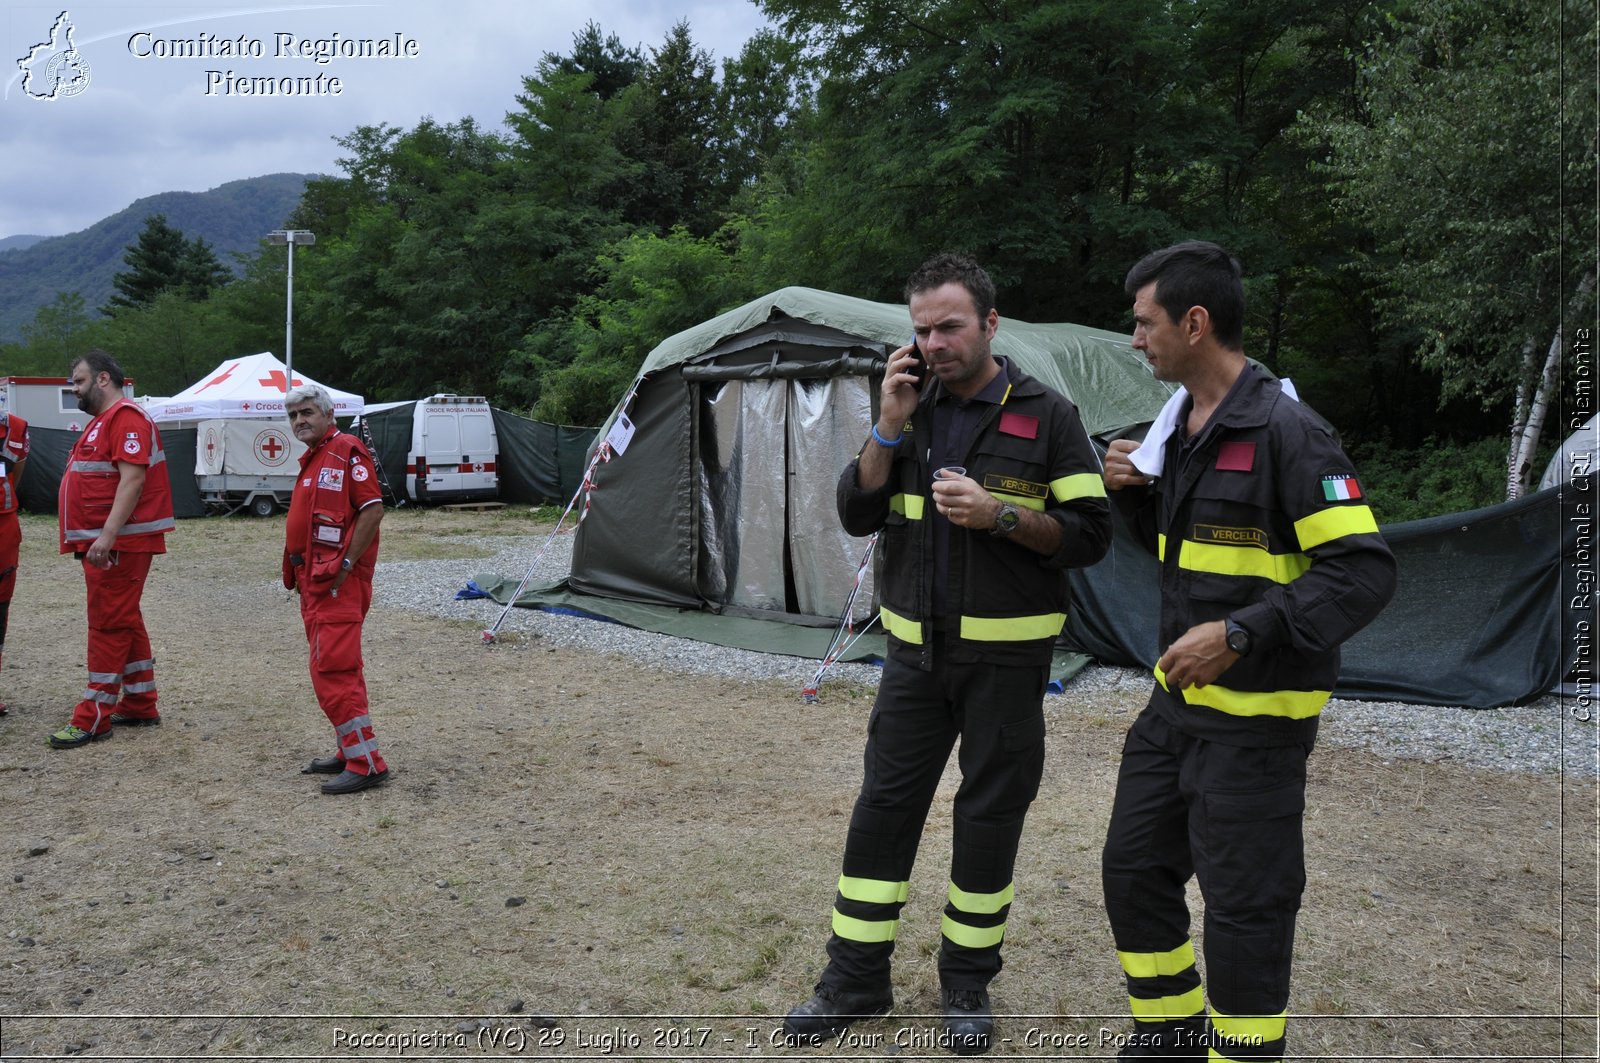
1201, 781, 1307, 909
999, 712, 1047, 804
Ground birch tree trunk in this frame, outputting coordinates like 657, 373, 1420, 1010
1506, 334, 1539, 500
1508, 269, 1597, 500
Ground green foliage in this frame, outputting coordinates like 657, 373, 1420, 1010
510, 227, 751, 424
0, 174, 311, 341
1350, 435, 1517, 524
1314, 0, 1595, 411
12, 292, 104, 373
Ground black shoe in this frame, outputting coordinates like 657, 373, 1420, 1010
1114, 1019, 1207, 1061
942, 988, 993, 1056
783, 981, 893, 1045
302, 754, 344, 775
320, 768, 389, 794
110, 712, 161, 727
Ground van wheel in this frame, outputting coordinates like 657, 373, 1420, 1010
249, 496, 277, 518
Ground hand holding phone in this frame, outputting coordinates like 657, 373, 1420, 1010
906, 339, 928, 391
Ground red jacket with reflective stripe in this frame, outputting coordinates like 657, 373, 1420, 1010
59, 399, 174, 554
0, 413, 29, 515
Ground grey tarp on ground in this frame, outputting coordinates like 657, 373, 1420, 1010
1064, 481, 1592, 709
473, 574, 1095, 688
20, 425, 206, 518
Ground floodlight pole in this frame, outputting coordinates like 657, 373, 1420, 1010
266, 229, 316, 384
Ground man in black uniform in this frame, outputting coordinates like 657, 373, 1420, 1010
1100, 241, 1397, 1062
784, 252, 1111, 1055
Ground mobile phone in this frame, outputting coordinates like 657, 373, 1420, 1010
906, 339, 927, 391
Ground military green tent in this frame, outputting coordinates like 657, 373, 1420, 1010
562, 286, 1172, 625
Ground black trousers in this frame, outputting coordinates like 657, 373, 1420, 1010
1101, 700, 1309, 1062
822, 643, 1047, 992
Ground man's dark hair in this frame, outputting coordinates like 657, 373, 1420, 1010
70, 349, 126, 389
904, 251, 996, 321
1124, 241, 1245, 349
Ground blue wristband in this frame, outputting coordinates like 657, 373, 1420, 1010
871, 424, 903, 448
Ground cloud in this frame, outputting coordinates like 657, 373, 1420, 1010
0, 0, 769, 239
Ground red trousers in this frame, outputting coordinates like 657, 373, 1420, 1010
0, 514, 18, 674
300, 577, 386, 776
71, 551, 158, 732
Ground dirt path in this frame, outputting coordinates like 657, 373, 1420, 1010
0, 510, 1593, 1060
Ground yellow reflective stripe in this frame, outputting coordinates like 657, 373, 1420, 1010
1295, 504, 1378, 550
889, 493, 926, 520
940, 913, 1006, 949
960, 612, 1065, 642
991, 490, 1045, 512
947, 880, 1014, 915
1176, 539, 1311, 584
1154, 666, 1329, 719
1211, 1008, 1287, 1044
880, 605, 923, 645
833, 910, 898, 943
1127, 985, 1206, 1022
839, 875, 909, 905
1051, 472, 1107, 501
1157, 533, 1167, 562
1117, 940, 1196, 980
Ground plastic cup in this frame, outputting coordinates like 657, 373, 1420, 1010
934, 465, 967, 484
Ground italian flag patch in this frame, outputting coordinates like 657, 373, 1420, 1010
1322, 474, 1363, 501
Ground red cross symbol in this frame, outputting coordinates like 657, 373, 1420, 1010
260, 435, 284, 460
197, 362, 239, 392
258, 370, 302, 393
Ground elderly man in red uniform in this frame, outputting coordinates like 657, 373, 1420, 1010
282, 383, 389, 794
50, 350, 174, 748
0, 408, 29, 716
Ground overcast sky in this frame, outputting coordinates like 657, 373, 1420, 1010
1, 0, 772, 240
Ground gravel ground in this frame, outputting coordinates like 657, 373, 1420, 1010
377, 529, 1599, 779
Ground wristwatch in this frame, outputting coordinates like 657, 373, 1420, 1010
990, 502, 1021, 538
1224, 617, 1252, 656
340, 557, 354, 572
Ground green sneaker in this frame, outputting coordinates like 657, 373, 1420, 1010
48, 724, 112, 749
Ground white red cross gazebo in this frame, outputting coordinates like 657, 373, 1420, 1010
143, 352, 364, 422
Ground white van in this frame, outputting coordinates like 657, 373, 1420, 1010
408, 394, 499, 504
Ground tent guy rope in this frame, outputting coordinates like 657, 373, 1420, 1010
802, 531, 879, 702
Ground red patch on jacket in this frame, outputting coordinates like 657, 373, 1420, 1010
1216, 441, 1256, 472
999, 412, 1039, 440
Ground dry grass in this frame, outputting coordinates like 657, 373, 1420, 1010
0, 509, 1594, 1060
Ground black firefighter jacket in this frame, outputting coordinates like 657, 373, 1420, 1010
837, 359, 1112, 670
1112, 364, 1398, 746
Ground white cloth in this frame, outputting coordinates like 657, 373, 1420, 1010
1129, 387, 1188, 478
1128, 376, 1298, 479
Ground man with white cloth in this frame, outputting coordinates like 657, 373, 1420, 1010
1099, 241, 1396, 1062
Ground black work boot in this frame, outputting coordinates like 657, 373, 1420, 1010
941, 987, 993, 1056
1115, 1017, 1207, 1061
783, 981, 893, 1045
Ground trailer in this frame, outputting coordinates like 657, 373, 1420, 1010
0, 376, 135, 431
195, 418, 306, 516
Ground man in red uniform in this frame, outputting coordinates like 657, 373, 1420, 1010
51, 350, 174, 748
283, 384, 389, 795
0, 409, 30, 716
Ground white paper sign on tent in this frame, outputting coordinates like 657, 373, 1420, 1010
604, 412, 636, 455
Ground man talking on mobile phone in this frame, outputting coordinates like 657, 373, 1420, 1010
784, 252, 1111, 1055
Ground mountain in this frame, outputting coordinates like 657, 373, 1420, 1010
0, 172, 320, 341
0, 236, 47, 254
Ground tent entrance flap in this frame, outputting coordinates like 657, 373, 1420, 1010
696, 374, 876, 622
